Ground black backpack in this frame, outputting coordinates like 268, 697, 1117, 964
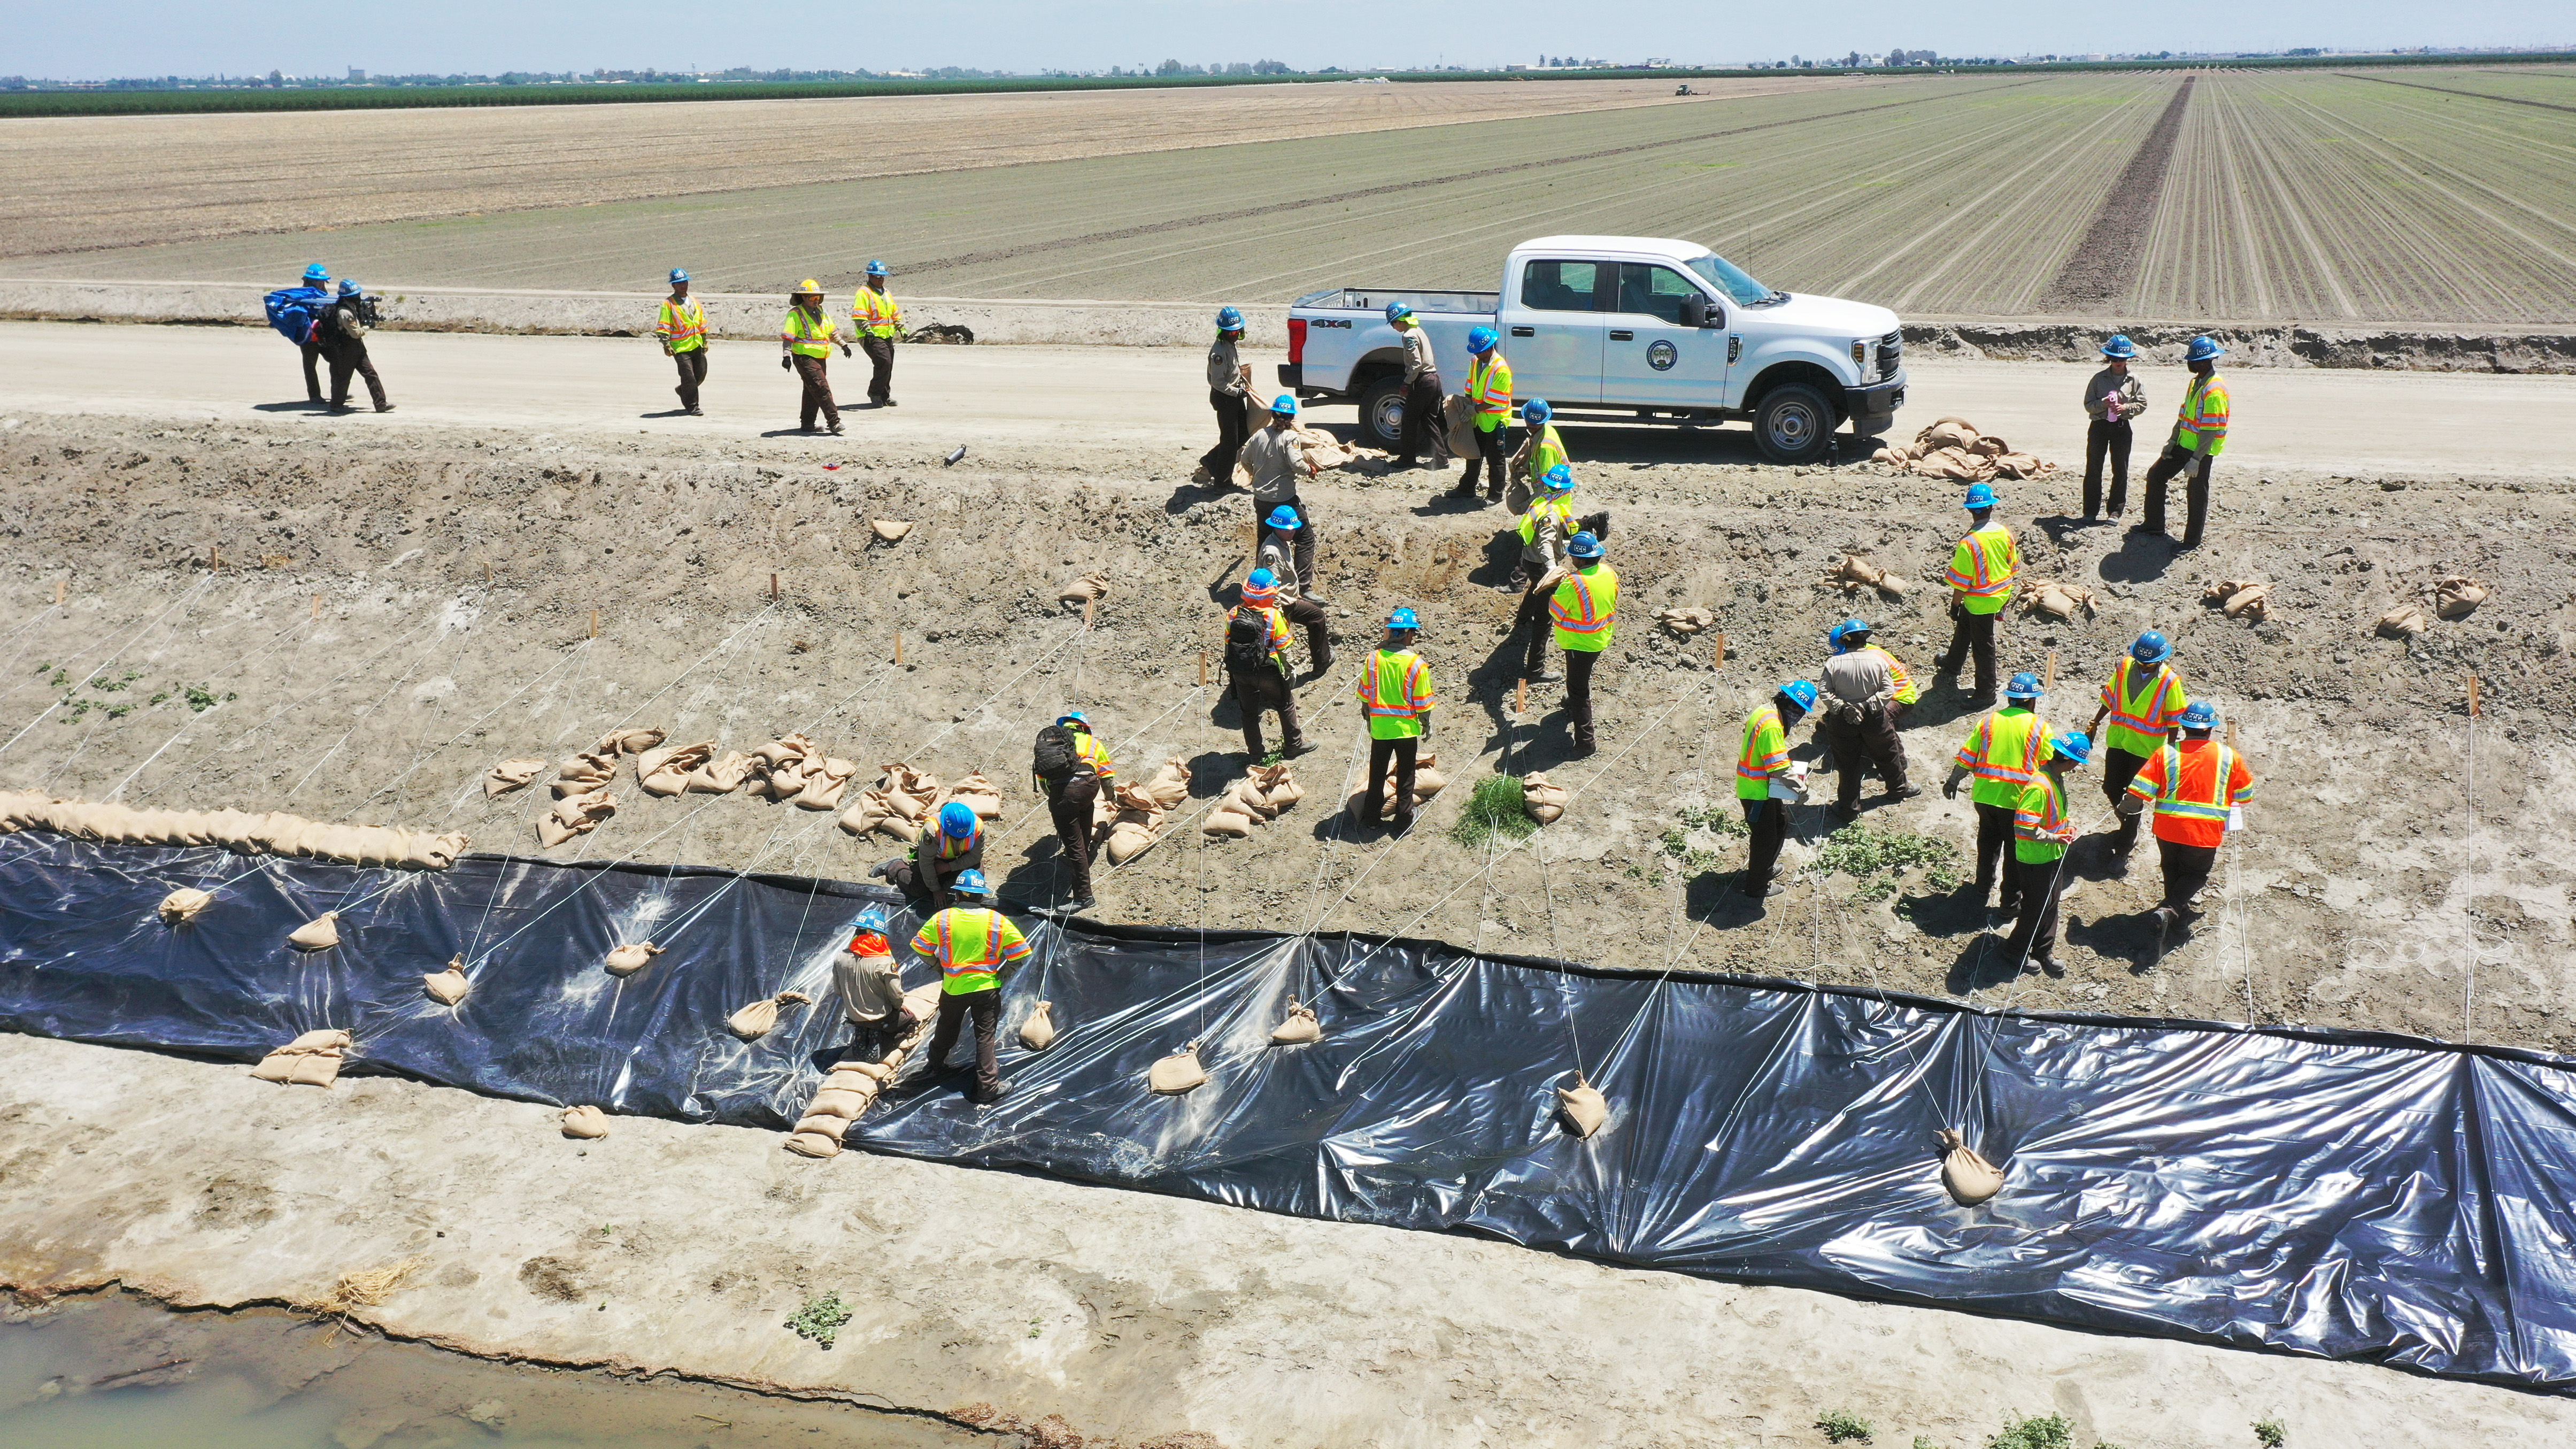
1031, 723, 1079, 779
1225, 606, 1277, 674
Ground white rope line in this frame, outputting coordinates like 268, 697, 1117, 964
136, 613, 446, 801
282, 619, 473, 803
992, 682, 1207, 845
360, 643, 591, 811
0, 576, 215, 764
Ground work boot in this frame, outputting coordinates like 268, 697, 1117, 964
1888, 783, 1922, 801
685, 406, 704, 417
1525, 669, 1562, 685
375, 403, 397, 413
1741, 880, 1784, 899
829, 424, 846, 436
1390, 810, 1416, 833
1391, 456, 1417, 469
1446, 479, 1479, 500
2032, 955, 2065, 977
1282, 738, 1319, 759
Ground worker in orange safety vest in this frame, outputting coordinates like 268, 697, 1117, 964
2115, 698, 2254, 936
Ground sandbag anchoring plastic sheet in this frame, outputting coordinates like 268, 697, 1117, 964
4, 835, 2576, 1392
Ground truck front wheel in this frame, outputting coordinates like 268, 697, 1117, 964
1356, 375, 1408, 450
1753, 383, 1836, 465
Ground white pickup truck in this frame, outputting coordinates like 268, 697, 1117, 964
1278, 235, 1907, 465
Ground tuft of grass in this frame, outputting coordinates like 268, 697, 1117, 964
785, 1289, 852, 1350
1915, 1439, 1940, 1449
1817, 1408, 1875, 1443
1449, 774, 1541, 849
1810, 818, 1965, 899
2252, 1422, 2285, 1449
1987, 1415, 2071, 1449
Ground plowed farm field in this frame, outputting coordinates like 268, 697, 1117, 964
7, 67, 2571, 326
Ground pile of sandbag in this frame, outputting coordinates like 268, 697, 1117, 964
1874, 417, 2055, 482
837, 761, 942, 842
0, 790, 471, 870
742, 734, 854, 811
936, 772, 1006, 820
251, 1028, 351, 1089
636, 740, 716, 796
786, 980, 943, 1160
1523, 773, 1569, 824
2018, 580, 2100, 621
1098, 758, 1190, 864
2203, 577, 2273, 622
1817, 554, 1912, 599
1370, 752, 1444, 819
1205, 761, 1305, 838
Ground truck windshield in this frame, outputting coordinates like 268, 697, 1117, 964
1684, 253, 1777, 307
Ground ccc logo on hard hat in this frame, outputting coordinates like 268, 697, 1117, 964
1646, 341, 1678, 372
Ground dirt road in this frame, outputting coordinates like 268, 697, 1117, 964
5, 320, 2569, 476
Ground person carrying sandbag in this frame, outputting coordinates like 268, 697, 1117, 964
656, 268, 710, 415
876, 801, 986, 912
1545, 531, 1617, 758
1227, 569, 1321, 762
1448, 327, 1515, 504
1238, 394, 1320, 535
779, 279, 850, 435
1819, 617, 1919, 820
909, 870, 1029, 1105
1736, 680, 1818, 899
1258, 503, 1323, 605
1507, 397, 1570, 513
1935, 482, 2018, 704
1509, 464, 1579, 684
2006, 731, 2092, 977
1205, 305, 1253, 479
2135, 335, 2230, 549
2081, 334, 2145, 521
1032, 710, 1114, 912
1355, 608, 1437, 831
2085, 630, 2192, 866
1386, 302, 1447, 472
2115, 698, 2254, 937
318, 280, 394, 414
1943, 670, 2052, 920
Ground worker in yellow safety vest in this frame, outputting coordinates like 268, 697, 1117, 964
1510, 463, 1579, 683
655, 267, 709, 415
2006, 731, 2091, 977
1944, 671, 2051, 918
779, 279, 850, 435
1354, 607, 1436, 831
1033, 709, 1114, 914
1736, 679, 1818, 899
1546, 531, 1617, 757
876, 801, 988, 913
2115, 698, 2255, 937
850, 260, 903, 407
1935, 481, 2019, 703
2135, 334, 2230, 549
2085, 629, 2191, 863
1449, 326, 1514, 504
908, 868, 1030, 1105
1508, 395, 1570, 511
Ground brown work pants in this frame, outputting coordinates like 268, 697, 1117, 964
1822, 702, 1907, 808
1232, 666, 1303, 759
925, 987, 1003, 1102
1046, 775, 1099, 904
793, 354, 840, 430
1364, 735, 1419, 827
2142, 444, 2213, 546
670, 347, 707, 410
327, 346, 388, 411
861, 335, 895, 402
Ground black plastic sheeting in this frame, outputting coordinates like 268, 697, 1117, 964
5, 835, 2576, 1391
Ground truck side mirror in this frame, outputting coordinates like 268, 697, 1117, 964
1680, 295, 1710, 329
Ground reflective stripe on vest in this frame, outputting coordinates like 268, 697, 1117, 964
929, 824, 983, 862
1073, 730, 1114, 781
930, 906, 1022, 992
783, 307, 836, 356
852, 286, 901, 336
1469, 354, 1513, 415
658, 298, 707, 346
1738, 704, 1788, 783
1361, 650, 1431, 718
2153, 742, 2237, 821
1945, 527, 2015, 598
1865, 645, 1917, 705
1518, 496, 1574, 546
1965, 708, 2045, 785
2015, 773, 2072, 842
1549, 563, 1616, 635
2104, 660, 2180, 740
1524, 427, 1567, 481
2176, 374, 2231, 452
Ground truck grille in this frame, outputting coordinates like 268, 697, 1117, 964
1877, 330, 1903, 381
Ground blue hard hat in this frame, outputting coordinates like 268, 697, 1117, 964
337, 279, 362, 297
2048, 731, 2094, 766
2101, 334, 2135, 359
1387, 607, 1420, 630
1962, 482, 2000, 510
939, 801, 979, 838
1825, 621, 1848, 653
2005, 670, 2043, 700
669, 267, 690, 284
952, 868, 992, 897
1269, 393, 1299, 416
1264, 505, 1302, 530
302, 263, 329, 282
1217, 305, 1245, 329
867, 259, 889, 276
2186, 335, 2226, 363
1780, 679, 1821, 713
1056, 709, 1088, 730
2178, 700, 2219, 731
1540, 463, 1574, 493
1467, 326, 1499, 354
1383, 301, 1413, 324
2131, 630, 2173, 665
1567, 530, 1603, 560
1246, 567, 1277, 590
1524, 397, 1552, 423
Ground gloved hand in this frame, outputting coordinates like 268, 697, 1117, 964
1942, 776, 1961, 800
840, 343, 853, 358
781, 354, 793, 371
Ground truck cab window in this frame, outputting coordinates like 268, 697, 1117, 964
1519, 260, 1599, 312
1617, 264, 1707, 325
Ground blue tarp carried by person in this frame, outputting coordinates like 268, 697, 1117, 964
263, 263, 334, 404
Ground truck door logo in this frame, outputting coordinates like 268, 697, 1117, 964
1646, 341, 1678, 372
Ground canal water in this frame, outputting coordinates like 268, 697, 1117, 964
0, 1289, 981, 1448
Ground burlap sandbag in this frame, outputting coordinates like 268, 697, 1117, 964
1918, 417, 1977, 451
1657, 607, 1717, 635
1058, 572, 1110, 607
485, 759, 546, 798
793, 758, 855, 811
1937, 1128, 2003, 1205
423, 955, 471, 1006
604, 942, 663, 977
727, 990, 812, 1040
2435, 575, 2490, 620
1105, 819, 1162, 864
1443, 394, 1480, 456
1523, 774, 1569, 824
554, 751, 618, 797
1148, 1040, 1208, 1095
1202, 810, 1254, 838
1252, 762, 1302, 809
791, 1113, 851, 1140
597, 727, 666, 757
754, 733, 815, 768
1224, 777, 1279, 820
159, 887, 214, 925
946, 773, 1006, 819
287, 1051, 343, 1088
871, 519, 915, 543
538, 790, 616, 848
638, 742, 714, 797
834, 1057, 896, 1083
1270, 999, 1322, 1045
1557, 1075, 1609, 1138
1142, 758, 1192, 810
2377, 605, 2429, 639
1020, 999, 1058, 1051
288, 911, 341, 952
400, 830, 473, 872
561, 1105, 611, 1139
783, 1127, 844, 1159
252, 1028, 350, 1086
879, 762, 938, 819
683, 750, 752, 793
877, 812, 923, 845
805, 1085, 874, 1120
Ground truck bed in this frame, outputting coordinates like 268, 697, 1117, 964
1292, 287, 1499, 315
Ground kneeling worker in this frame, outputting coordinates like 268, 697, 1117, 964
909, 869, 1030, 1105
2007, 731, 2091, 976
1547, 530, 1616, 757
883, 801, 985, 912
2116, 699, 2254, 935
1356, 607, 1436, 829
1736, 679, 1818, 898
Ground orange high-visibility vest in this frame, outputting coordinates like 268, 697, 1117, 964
2126, 737, 2254, 848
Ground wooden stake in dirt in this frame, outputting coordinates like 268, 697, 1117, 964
312, 596, 321, 621
56, 580, 66, 606
2045, 650, 2057, 692
1084, 596, 1097, 630
1515, 678, 1528, 716
894, 632, 905, 665
2467, 675, 2481, 718
209, 543, 220, 572
483, 560, 492, 587
1711, 633, 1727, 671
770, 572, 780, 602
1197, 650, 1209, 687
589, 608, 599, 639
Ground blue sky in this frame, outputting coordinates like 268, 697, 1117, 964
14, 1, 2564, 79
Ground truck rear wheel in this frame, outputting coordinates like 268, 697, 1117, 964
1753, 383, 1835, 465
1356, 376, 1408, 450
